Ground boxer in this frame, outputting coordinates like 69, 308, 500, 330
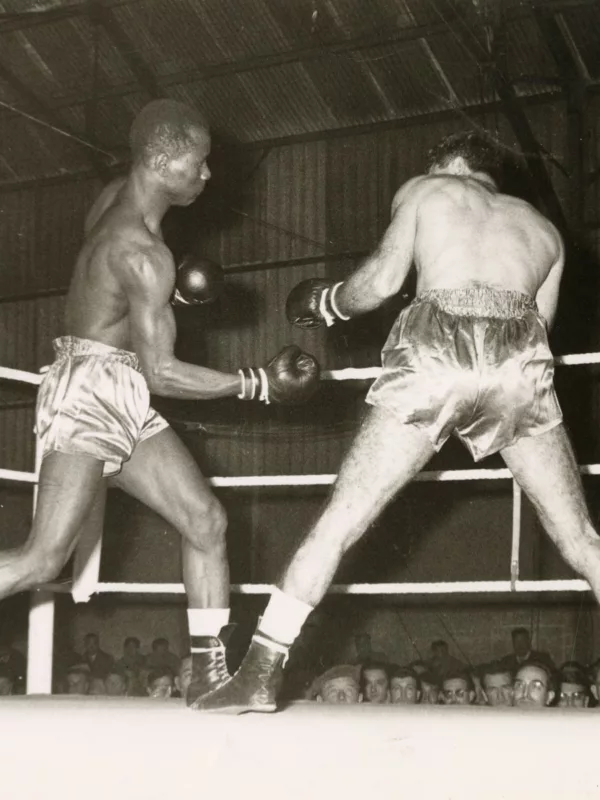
0, 99, 319, 704
192, 130, 600, 712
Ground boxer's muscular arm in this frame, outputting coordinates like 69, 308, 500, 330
335, 177, 424, 315
535, 231, 565, 330
122, 244, 242, 399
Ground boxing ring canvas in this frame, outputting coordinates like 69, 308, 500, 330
1, 697, 598, 800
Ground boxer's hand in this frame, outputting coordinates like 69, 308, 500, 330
238, 345, 320, 405
286, 278, 349, 329
172, 255, 225, 305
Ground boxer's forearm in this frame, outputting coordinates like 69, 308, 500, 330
335, 249, 409, 316
146, 357, 242, 400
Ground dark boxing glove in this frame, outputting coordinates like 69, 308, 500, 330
238, 345, 320, 405
285, 278, 350, 329
172, 255, 225, 306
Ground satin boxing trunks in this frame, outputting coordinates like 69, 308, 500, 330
36, 336, 169, 477
366, 285, 562, 460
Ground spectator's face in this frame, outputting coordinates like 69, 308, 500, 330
363, 668, 389, 704
483, 672, 514, 707
177, 657, 193, 697
84, 636, 98, 655
441, 678, 473, 706
105, 674, 127, 696
320, 677, 361, 704
0, 677, 13, 696
148, 676, 173, 698
558, 681, 588, 709
421, 681, 440, 704
67, 672, 89, 695
512, 632, 530, 658
431, 645, 447, 666
390, 676, 420, 705
513, 665, 554, 708
89, 678, 106, 696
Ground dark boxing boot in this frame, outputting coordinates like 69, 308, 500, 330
185, 635, 230, 706
189, 635, 287, 714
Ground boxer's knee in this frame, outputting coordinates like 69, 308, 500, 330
180, 496, 228, 556
21, 543, 69, 587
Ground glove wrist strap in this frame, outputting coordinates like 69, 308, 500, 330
257, 367, 270, 405
329, 282, 351, 321
238, 368, 259, 401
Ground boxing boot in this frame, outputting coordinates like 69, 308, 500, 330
185, 633, 231, 706
188, 635, 286, 713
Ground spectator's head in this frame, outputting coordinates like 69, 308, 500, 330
590, 660, 600, 703
123, 637, 141, 659
83, 633, 99, 656
147, 667, 174, 698
105, 669, 127, 697
513, 661, 555, 708
66, 664, 91, 695
88, 677, 106, 696
360, 661, 390, 704
175, 656, 193, 698
430, 640, 449, 668
311, 665, 361, 704
354, 634, 372, 658
389, 666, 421, 705
481, 663, 514, 707
441, 671, 475, 706
557, 665, 589, 709
420, 672, 440, 705
0, 664, 14, 696
511, 628, 532, 659
152, 638, 170, 656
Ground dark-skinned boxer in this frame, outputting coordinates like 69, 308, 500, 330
192, 131, 600, 713
0, 99, 319, 705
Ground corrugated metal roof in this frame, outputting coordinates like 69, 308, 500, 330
0, 0, 595, 185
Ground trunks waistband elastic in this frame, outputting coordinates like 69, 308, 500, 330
416, 286, 537, 319
52, 336, 141, 372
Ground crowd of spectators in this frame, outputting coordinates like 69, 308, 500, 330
1, 625, 600, 710
303, 629, 600, 710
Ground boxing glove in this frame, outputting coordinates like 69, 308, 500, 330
285, 278, 350, 329
238, 345, 320, 405
172, 255, 225, 305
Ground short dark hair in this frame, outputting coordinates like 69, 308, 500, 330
105, 666, 127, 681
152, 637, 169, 650
66, 663, 91, 679
426, 131, 504, 185
84, 632, 98, 642
147, 667, 174, 687
359, 661, 390, 692
442, 670, 474, 692
558, 663, 589, 690
481, 661, 513, 683
389, 665, 421, 691
130, 99, 209, 166
431, 640, 448, 651
124, 636, 140, 648
511, 627, 530, 640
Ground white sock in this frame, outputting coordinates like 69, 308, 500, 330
257, 588, 313, 647
188, 608, 230, 650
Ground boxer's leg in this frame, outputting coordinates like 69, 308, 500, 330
0, 453, 104, 599
281, 407, 435, 605
501, 423, 600, 601
110, 427, 229, 608
192, 407, 435, 711
110, 427, 230, 699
